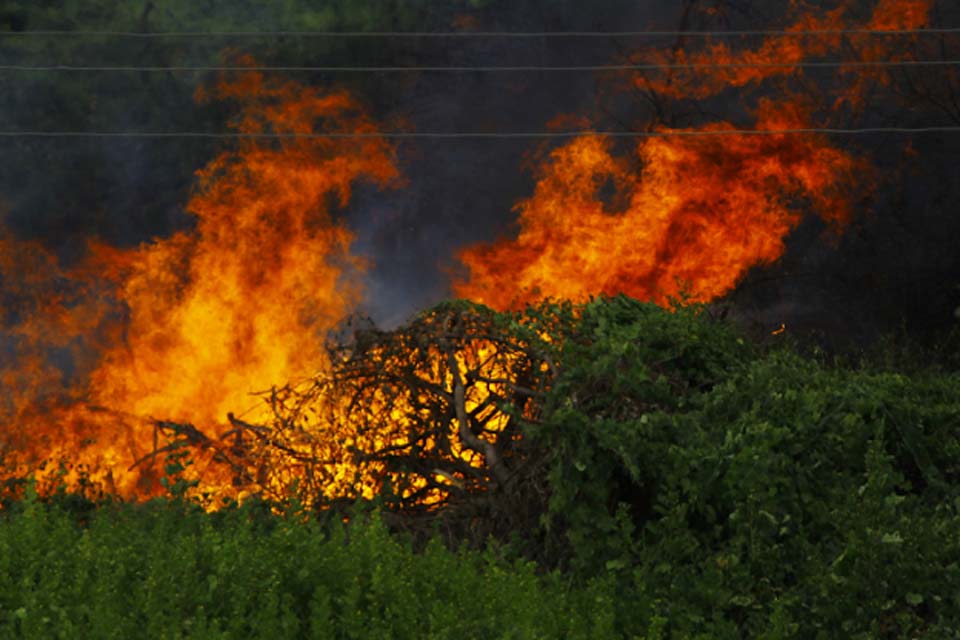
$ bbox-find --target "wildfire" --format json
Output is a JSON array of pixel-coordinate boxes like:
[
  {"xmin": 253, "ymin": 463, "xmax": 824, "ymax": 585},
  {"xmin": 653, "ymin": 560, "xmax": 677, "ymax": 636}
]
[
  {"xmin": 455, "ymin": 100, "xmax": 862, "ymax": 309},
  {"xmin": 0, "ymin": 0, "xmax": 940, "ymax": 507},
  {"xmin": 454, "ymin": 0, "xmax": 930, "ymax": 310},
  {"xmin": 251, "ymin": 304, "xmax": 551, "ymax": 511},
  {"xmin": 1, "ymin": 69, "xmax": 399, "ymax": 501},
  {"xmin": 91, "ymin": 71, "xmax": 398, "ymax": 431}
]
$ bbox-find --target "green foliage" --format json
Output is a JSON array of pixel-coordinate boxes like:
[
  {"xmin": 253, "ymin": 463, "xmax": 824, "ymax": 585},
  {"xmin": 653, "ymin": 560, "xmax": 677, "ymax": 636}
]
[
  {"xmin": 529, "ymin": 295, "xmax": 960, "ymax": 638},
  {"xmin": 531, "ymin": 296, "xmax": 752, "ymax": 575},
  {"xmin": 0, "ymin": 497, "xmax": 626, "ymax": 639}
]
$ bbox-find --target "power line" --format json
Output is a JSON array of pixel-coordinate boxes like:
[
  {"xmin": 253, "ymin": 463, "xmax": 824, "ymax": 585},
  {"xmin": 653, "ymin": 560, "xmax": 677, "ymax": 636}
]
[
  {"xmin": 3, "ymin": 59, "xmax": 959, "ymax": 73},
  {"xmin": 1, "ymin": 28, "xmax": 959, "ymax": 38},
  {"xmin": 0, "ymin": 127, "xmax": 958, "ymax": 140}
]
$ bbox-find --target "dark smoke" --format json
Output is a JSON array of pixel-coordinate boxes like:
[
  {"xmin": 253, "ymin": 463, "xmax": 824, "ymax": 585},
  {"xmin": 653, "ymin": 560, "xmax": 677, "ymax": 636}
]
[{"xmin": 1, "ymin": 0, "xmax": 958, "ymax": 353}]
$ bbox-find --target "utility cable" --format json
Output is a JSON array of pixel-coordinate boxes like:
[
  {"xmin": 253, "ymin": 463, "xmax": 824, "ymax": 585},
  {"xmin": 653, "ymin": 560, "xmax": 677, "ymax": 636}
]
[
  {"xmin": 1, "ymin": 28, "xmax": 959, "ymax": 38},
  {"xmin": 1, "ymin": 127, "xmax": 958, "ymax": 140},
  {"xmin": 2, "ymin": 59, "xmax": 959, "ymax": 72}
]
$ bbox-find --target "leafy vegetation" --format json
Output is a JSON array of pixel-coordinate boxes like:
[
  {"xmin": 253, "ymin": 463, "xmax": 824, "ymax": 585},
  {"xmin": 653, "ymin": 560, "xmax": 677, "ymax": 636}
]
[
  {"xmin": 533, "ymin": 297, "xmax": 960, "ymax": 638},
  {"xmin": 0, "ymin": 492, "xmax": 618, "ymax": 639},
  {"xmin": 3, "ymin": 295, "xmax": 959, "ymax": 638}
]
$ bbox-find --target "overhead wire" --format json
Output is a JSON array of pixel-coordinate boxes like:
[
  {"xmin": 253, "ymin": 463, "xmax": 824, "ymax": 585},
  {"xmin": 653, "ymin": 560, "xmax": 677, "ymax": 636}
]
[
  {"xmin": 1, "ymin": 28, "xmax": 959, "ymax": 38},
  {"xmin": 1, "ymin": 127, "xmax": 959, "ymax": 140},
  {"xmin": 2, "ymin": 26, "xmax": 957, "ymax": 140},
  {"xmin": 2, "ymin": 59, "xmax": 959, "ymax": 72}
]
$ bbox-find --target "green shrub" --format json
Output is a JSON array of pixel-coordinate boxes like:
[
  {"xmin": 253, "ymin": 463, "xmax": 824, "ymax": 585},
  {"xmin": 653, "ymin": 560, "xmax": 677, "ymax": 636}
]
[
  {"xmin": 0, "ymin": 496, "xmax": 627, "ymax": 639},
  {"xmin": 530, "ymin": 296, "xmax": 960, "ymax": 638}
]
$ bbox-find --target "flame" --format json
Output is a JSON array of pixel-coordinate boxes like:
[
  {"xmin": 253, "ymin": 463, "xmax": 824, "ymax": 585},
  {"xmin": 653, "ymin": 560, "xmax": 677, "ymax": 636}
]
[
  {"xmin": 636, "ymin": 0, "xmax": 931, "ymax": 102},
  {"xmin": 249, "ymin": 308, "xmax": 542, "ymax": 511},
  {"xmin": 0, "ymin": 0, "xmax": 940, "ymax": 507},
  {"xmin": 640, "ymin": 9, "xmax": 847, "ymax": 101},
  {"xmin": 1, "ymin": 69, "xmax": 398, "ymax": 500},
  {"xmin": 866, "ymin": 0, "xmax": 930, "ymax": 30},
  {"xmin": 2, "ymin": 68, "xmax": 521, "ymax": 510},
  {"xmin": 454, "ymin": 0, "xmax": 928, "ymax": 310},
  {"xmin": 838, "ymin": 0, "xmax": 933, "ymax": 111},
  {"xmin": 455, "ymin": 100, "xmax": 862, "ymax": 309},
  {"xmin": 92, "ymin": 71, "xmax": 397, "ymax": 429},
  {"xmin": 0, "ymin": 234, "xmax": 121, "ymax": 482}
]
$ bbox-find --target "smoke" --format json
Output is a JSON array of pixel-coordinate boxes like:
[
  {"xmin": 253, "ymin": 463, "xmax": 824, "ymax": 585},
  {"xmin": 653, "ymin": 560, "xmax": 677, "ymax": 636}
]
[{"xmin": 2, "ymin": 0, "xmax": 959, "ymax": 337}]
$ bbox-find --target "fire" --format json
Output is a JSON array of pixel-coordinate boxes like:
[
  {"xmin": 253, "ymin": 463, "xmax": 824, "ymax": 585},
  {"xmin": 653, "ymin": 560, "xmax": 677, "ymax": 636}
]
[
  {"xmin": 867, "ymin": 0, "xmax": 930, "ymax": 30},
  {"xmin": 637, "ymin": 0, "xmax": 931, "ymax": 103},
  {"xmin": 251, "ymin": 304, "xmax": 550, "ymax": 511},
  {"xmin": 92, "ymin": 71, "xmax": 397, "ymax": 430},
  {"xmin": 640, "ymin": 10, "xmax": 847, "ymax": 101},
  {"xmin": 0, "ymin": 234, "xmax": 121, "ymax": 481},
  {"xmin": 455, "ymin": 100, "xmax": 862, "ymax": 309},
  {"xmin": 1, "ymin": 69, "xmax": 398, "ymax": 500},
  {"xmin": 454, "ymin": 0, "xmax": 929, "ymax": 310},
  {"xmin": 1, "ymin": 68, "xmax": 521, "ymax": 510},
  {"xmin": 0, "ymin": 0, "xmax": 940, "ymax": 507},
  {"xmin": 840, "ymin": 0, "xmax": 933, "ymax": 111}
]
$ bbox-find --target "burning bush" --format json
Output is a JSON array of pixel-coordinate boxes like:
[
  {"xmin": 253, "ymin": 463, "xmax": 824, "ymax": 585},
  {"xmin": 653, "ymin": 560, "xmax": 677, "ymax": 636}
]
[{"xmin": 153, "ymin": 300, "xmax": 573, "ymax": 552}]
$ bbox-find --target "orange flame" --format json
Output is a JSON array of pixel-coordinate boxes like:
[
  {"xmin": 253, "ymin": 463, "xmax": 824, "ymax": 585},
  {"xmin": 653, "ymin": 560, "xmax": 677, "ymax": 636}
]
[
  {"xmin": 637, "ymin": 0, "xmax": 931, "ymax": 102},
  {"xmin": 455, "ymin": 100, "xmax": 862, "ymax": 309},
  {"xmin": 92, "ymin": 71, "xmax": 397, "ymax": 429},
  {"xmin": 453, "ymin": 0, "xmax": 929, "ymax": 310},
  {"xmin": 640, "ymin": 9, "xmax": 847, "ymax": 101},
  {"xmin": 839, "ymin": 0, "xmax": 933, "ymax": 111},
  {"xmin": 1, "ymin": 70, "xmax": 398, "ymax": 500},
  {"xmin": 867, "ymin": 0, "xmax": 930, "ymax": 30}
]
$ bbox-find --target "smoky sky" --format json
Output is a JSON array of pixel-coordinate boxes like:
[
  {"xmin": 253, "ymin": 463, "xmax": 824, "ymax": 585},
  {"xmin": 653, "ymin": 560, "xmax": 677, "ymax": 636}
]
[{"xmin": 1, "ymin": 0, "xmax": 959, "ymax": 347}]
